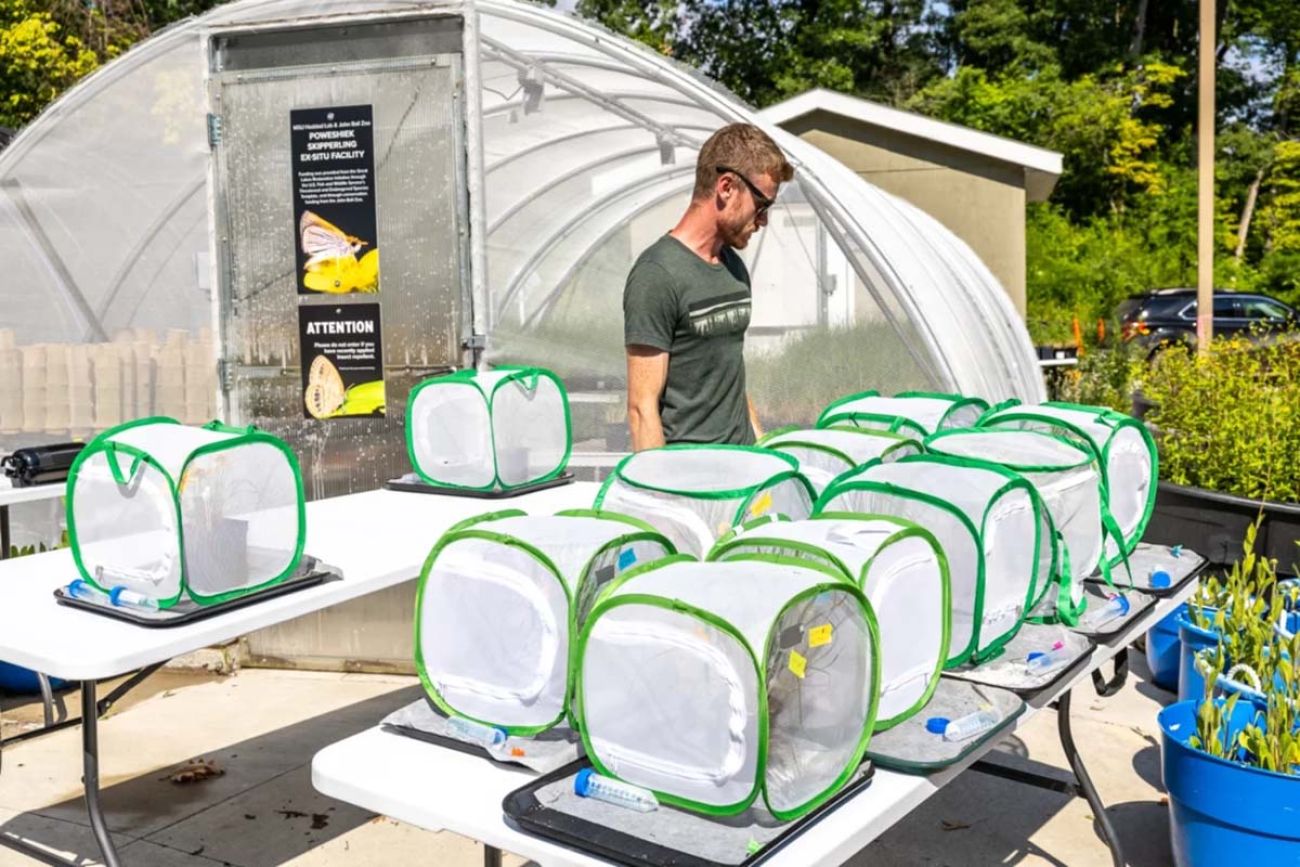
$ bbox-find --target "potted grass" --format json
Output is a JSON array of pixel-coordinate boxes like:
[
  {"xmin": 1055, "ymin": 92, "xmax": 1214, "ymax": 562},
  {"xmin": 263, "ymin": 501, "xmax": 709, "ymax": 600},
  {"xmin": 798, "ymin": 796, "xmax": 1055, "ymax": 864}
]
[
  {"xmin": 1137, "ymin": 337, "xmax": 1300, "ymax": 570},
  {"xmin": 1159, "ymin": 629, "xmax": 1300, "ymax": 866}
]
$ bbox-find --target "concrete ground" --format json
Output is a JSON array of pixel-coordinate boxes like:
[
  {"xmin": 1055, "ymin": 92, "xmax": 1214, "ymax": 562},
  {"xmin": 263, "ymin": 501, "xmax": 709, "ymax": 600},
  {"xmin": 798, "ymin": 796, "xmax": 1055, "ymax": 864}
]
[{"xmin": 0, "ymin": 652, "xmax": 1176, "ymax": 867}]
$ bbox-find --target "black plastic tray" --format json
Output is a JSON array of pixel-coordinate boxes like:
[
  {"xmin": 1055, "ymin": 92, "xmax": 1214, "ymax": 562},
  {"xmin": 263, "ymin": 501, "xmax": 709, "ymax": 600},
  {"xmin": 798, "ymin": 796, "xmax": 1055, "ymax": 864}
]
[
  {"xmin": 384, "ymin": 472, "xmax": 574, "ymax": 499},
  {"xmin": 503, "ymin": 761, "xmax": 876, "ymax": 867},
  {"xmin": 53, "ymin": 569, "xmax": 337, "ymax": 627}
]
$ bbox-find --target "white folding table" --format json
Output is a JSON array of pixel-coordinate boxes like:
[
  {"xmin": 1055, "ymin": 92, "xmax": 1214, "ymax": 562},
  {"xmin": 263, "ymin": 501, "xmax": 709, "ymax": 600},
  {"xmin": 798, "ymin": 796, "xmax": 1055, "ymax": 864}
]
[
  {"xmin": 0, "ymin": 481, "xmax": 597, "ymax": 867},
  {"xmin": 312, "ymin": 577, "xmax": 1200, "ymax": 867}
]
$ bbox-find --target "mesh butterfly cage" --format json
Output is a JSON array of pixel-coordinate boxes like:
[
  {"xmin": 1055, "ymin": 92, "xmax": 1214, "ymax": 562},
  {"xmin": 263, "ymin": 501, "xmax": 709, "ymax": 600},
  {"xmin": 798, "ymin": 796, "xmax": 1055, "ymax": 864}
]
[
  {"xmin": 924, "ymin": 428, "xmax": 1110, "ymax": 619},
  {"xmin": 67, "ymin": 418, "xmax": 306, "ymax": 608},
  {"xmin": 709, "ymin": 515, "xmax": 949, "ymax": 730},
  {"xmin": 817, "ymin": 454, "xmax": 1052, "ymax": 663},
  {"xmin": 817, "ymin": 390, "xmax": 990, "ymax": 439},
  {"xmin": 593, "ymin": 445, "xmax": 816, "ymax": 557},
  {"xmin": 978, "ymin": 401, "xmax": 1157, "ymax": 566},
  {"xmin": 414, "ymin": 509, "xmax": 675, "ymax": 735},
  {"xmin": 405, "ymin": 366, "xmax": 571, "ymax": 493},
  {"xmin": 576, "ymin": 557, "xmax": 879, "ymax": 819},
  {"xmin": 757, "ymin": 427, "xmax": 923, "ymax": 496}
]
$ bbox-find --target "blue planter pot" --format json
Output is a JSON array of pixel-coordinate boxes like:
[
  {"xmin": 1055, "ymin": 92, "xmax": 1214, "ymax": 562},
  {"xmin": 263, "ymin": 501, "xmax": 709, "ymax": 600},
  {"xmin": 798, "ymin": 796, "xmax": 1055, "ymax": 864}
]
[
  {"xmin": 1159, "ymin": 700, "xmax": 1300, "ymax": 867},
  {"xmin": 1178, "ymin": 614, "xmax": 1221, "ymax": 702},
  {"xmin": 0, "ymin": 662, "xmax": 65, "ymax": 694},
  {"xmin": 1146, "ymin": 604, "xmax": 1184, "ymax": 690}
]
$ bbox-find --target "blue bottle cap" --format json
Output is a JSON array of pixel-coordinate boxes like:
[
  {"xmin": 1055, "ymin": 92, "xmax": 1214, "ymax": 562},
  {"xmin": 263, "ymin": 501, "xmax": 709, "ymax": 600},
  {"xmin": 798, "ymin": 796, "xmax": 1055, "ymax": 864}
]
[
  {"xmin": 925, "ymin": 716, "xmax": 949, "ymax": 734},
  {"xmin": 109, "ymin": 586, "xmax": 126, "ymax": 607},
  {"xmin": 1150, "ymin": 570, "xmax": 1171, "ymax": 589},
  {"xmin": 1116, "ymin": 595, "xmax": 1132, "ymax": 614},
  {"xmin": 1027, "ymin": 651, "xmax": 1045, "ymax": 662},
  {"xmin": 574, "ymin": 767, "xmax": 594, "ymax": 797}
]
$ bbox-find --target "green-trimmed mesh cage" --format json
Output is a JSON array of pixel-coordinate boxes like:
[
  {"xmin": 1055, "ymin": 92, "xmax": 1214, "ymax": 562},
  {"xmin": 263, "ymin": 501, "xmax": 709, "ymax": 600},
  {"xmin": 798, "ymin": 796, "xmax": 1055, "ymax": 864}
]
[
  {"xmin": 757, "ymin": 427, "xmax": 923, "ymax": 496},
  {"xmin": 978, "ymin": 401, "xmax": 1157, "ymax": 567},
  {"xmin": 924, "ymin": 428, "xmax": 1107, "ymax": 619},
  {"xmin": 576, "ymin": 557, "xmax": 879, "ymax": 820},
  {"xmin": 709, "ymin": 515, "xmax": 948, "ymax": 731},
  {"xmin": 817, "ymin": 454, "xmax": 1050, "ymax": 664},
  {"xmin": 405, "ymin": 366, "xmax": 571, "ymax": 492},
  {"xmin": 817, "ymin": 390, "xmax": 990, "ymax": 439},
  {"xmin": 67, "ymin": 417, "xmax": 306, "ymax": 608},
  {"xmin": 592, "ymin": 446, "xmax": 815, "ymax": 557},
  {"xmin": 414, "ymin": 509, "xmax": 674, "ymax": 735}
]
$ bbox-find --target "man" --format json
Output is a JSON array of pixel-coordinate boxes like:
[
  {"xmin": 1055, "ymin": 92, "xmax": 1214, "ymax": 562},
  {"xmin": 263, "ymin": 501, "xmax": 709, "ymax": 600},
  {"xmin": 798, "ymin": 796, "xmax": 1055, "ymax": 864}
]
[{"xmin": 623, "ymin": 123, "xmax": 794, "ymax": 451}]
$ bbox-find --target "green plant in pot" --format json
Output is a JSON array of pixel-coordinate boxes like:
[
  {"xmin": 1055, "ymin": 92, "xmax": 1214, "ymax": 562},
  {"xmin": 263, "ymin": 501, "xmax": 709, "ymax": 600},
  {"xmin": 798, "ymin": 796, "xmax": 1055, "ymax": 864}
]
[{"xmin": 1159, "ymin": 593, "xmax": 1300, "ymax": 866}]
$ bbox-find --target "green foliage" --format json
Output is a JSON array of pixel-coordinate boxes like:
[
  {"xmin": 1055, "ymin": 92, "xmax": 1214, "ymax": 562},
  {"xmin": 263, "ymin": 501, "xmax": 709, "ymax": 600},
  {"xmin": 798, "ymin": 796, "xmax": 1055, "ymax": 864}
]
[
  {"xmin": 7, "ymin": 528, "xmax": 67, "ymax": 559},
  {"xmin": 1141, "ymin": 337, "xmax": 1300, "ymax": 502},
  {"xmin": 1056, "ymin": 340, "xmax": 1144, "ymax": 414},
  {"xmin": 0, "ymin": 0, "xmax": 96, "ymax": 127}
]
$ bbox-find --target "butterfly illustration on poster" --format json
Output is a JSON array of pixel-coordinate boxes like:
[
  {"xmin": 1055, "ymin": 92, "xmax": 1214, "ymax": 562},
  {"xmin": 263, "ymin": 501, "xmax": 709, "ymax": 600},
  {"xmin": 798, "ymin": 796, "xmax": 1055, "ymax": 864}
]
[{"xmin": 299, "ymin": 304, "xmax": 386, "ymax": 420}]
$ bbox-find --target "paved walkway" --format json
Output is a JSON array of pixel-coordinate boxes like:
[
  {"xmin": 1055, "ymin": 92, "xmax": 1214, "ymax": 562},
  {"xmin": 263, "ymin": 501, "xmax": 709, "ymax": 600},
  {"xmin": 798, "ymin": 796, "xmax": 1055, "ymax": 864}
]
[{"xmin": 0, "ymin": 653, "xmax": 1176, "ymax": 866}]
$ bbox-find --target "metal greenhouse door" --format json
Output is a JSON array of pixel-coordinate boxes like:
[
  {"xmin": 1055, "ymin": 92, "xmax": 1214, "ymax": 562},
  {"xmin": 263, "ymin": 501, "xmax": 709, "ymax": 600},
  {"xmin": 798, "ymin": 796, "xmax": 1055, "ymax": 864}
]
[{"xmin": 207, "ymin": 14, "xmax": 469, "ymax": 499}]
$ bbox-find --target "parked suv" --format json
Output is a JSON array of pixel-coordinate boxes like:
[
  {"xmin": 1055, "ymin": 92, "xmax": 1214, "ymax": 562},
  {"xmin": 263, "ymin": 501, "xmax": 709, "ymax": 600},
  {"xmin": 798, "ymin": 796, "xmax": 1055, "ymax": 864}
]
[{"xmin": 1117, "ymin": 289, "xmax": 1298, "ymax": 356}]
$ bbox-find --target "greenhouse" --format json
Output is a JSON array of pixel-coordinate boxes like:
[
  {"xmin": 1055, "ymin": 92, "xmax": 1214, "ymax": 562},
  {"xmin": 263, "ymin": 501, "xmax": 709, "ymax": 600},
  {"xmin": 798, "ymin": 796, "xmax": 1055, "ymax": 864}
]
[{"xmin": 0, "ymin": 0, "xmax": 1043, "ymax": 501}]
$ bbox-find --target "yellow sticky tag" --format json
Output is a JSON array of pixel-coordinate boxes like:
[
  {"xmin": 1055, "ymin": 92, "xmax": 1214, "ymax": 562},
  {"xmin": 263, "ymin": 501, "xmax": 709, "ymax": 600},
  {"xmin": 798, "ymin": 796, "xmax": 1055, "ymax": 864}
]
[
  {"xmin": 809, "ymin": 624, "xmax": 833, "ymax": 647},
  {"xmin": 751, "ymin": 491, "xmax": 773, "ymax": 517},
  {"xmin": 788, "ymin": 650, "xmax": 807, "ymax": 679}
]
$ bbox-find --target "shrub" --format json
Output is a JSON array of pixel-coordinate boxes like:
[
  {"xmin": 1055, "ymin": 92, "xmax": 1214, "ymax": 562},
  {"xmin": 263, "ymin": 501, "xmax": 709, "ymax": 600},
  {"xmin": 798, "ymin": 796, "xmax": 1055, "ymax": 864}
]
[{"xmin": 1141, "ymin": 337, "xmax": 1300, "ymax": 503}]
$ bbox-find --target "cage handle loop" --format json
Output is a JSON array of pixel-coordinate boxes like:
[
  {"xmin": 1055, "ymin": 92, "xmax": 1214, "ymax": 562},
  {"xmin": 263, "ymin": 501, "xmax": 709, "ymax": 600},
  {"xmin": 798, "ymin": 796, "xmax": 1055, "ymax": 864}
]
[{"xmin": 104, "ymin": 443, "xmax": 143, "ymax": 487}]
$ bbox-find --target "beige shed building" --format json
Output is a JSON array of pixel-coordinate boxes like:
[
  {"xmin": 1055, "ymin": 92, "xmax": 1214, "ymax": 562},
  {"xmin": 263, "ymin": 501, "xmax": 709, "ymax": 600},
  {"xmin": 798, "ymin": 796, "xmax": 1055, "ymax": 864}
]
[{"xmin": 761, "ymin": 88, "xmax": 1063, "ymax": 316}]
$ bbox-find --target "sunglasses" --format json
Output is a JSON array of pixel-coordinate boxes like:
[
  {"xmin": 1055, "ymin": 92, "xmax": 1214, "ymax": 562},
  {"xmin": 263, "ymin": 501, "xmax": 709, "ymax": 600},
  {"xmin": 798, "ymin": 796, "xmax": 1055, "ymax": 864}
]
[{"xmin": 716, "ymin": 165, "xmax": 775, "ymax": 215}]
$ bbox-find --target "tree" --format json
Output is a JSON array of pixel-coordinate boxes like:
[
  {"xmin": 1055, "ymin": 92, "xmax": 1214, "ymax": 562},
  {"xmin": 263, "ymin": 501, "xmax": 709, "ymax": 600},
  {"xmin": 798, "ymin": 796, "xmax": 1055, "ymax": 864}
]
[{"xmin": 0, "ymin": 0, "xmax": 97, "ymax": 128}]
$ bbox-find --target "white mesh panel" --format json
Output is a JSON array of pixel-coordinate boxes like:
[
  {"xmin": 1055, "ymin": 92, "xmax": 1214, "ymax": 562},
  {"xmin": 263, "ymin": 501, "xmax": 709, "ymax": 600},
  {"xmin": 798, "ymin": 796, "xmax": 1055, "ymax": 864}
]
[
  {"xmin": 764, "ymin": 587, "xmax": 872, "ymax": 814},
  {"xmin": 822, "ymin": 395, "xmax": 953, "ymax": 435},
  {"xmin": 617, "ymin": 448, "xmax": 796, "ymax": 495},
  {"xmin": 769, "ymin": 444, "xmax": 851, "ymax": 496},
  {"xmin": 71, "ymin": 450, "xmax": 182, "ymax": 601},
  {"xmin": 582, "ymin": 602, "xmax": 762, "ymax": 808},
  {"xmin": 979, "ymin": 490, "xmax": 1039, "ymax": 639},
  {"xmin": 409, "ymin": 381, "xmax": 495, "ymax": 488},
  {"xmin": 110, "ymin": 422, "xmax": 229, "ymax": 478},
  {"xmin": 819, "ymin": 486, "xmax": 978, "ymax": 663},
  {"xmin": 179, "ymin": 442, "xmax": 301, "ymax": 598},
  {"xmin": 421, "ymin": 537, "xmax": 569, "ymax": 729},
  {"xmin": 743, "ymin": 478, "xmax": 814, "ymax": 525},
  {"xmin": 942, "ymin": 402, "xmax": 985, "ymax": 429},
  {"xmin": 490, "ymin": 375, "xmax": 568, "ymax": 487},
  {"xmin": 596, "ymin": 477, "xmax": 740, "ymax": 557},
  {"xmin": 1103, "ymin": 425, "xmax": 1154, "ymax": 555},
  {"xmin": 858, "ymin": 534, "xmax": 945, "ymax": 722}
]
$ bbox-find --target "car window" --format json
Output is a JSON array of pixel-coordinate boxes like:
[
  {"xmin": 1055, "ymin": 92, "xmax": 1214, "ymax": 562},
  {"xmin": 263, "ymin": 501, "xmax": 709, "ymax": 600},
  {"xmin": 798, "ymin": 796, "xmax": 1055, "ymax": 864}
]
[
  {"xmin": 1144, "ymin": 296, "xmax": 1194, "ymax": 318},
  {"xmin": 1176, "ymin": 301, "xmax": 1196, "ymax": 320},
  {"xmin": 1213, "ymin": 297, "xmax": 1240, "ymax": 317},
  {"xmin": 1240, "ymin": 298, "xmax": 1291, "ymax": 320}
]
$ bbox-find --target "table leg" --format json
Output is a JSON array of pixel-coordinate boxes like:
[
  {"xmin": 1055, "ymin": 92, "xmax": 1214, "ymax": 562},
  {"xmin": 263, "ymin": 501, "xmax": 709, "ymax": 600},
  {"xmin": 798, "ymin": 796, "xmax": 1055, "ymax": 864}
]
[
  {"xmin": 1056, "ymin": 690, "xmax": 1125, "ymax": 867},
  {"xmin": 1, "ymin": 504, "xmax": 10, "ymax": 559},
  {"xmin": 81, "ymin": 680, "xmax": 123, "ymax": 867},
  {"xmin": 483, "ymin": 844, "xmax": 503, "ymax": 867}
]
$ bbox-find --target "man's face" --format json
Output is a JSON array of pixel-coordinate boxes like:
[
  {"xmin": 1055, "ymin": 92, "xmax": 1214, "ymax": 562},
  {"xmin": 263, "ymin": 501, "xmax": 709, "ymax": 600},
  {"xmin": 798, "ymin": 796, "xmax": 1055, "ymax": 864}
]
[{"xmin": 716, "ymin": 167, "xmax": 779, "ymax": 250}]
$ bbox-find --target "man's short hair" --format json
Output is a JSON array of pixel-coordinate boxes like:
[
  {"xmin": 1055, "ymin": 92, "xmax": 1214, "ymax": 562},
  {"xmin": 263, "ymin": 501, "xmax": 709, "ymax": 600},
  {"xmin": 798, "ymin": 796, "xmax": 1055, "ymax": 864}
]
[{"xmin": 693, "ymin": 123, "xmax": 794, "ymax": 201}]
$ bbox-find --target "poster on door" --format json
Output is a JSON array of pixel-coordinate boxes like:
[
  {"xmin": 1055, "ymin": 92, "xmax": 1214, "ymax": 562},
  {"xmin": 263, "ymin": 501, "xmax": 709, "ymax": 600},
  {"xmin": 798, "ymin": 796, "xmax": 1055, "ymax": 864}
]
[
  {"xmin": 290, "ymin": 105, "xmax": 380, "ymax": 295},
  {"xmin": 299, "ymin": 303, "xmax": 386, "ymax": 419}
]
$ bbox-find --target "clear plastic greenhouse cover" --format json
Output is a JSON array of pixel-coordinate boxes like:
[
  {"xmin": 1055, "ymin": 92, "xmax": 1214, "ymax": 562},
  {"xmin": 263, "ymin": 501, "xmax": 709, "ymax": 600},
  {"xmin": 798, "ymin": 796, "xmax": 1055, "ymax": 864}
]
[{"xmin": 0, "ymin": 0, "xmax": 1044, "ymax": 471}]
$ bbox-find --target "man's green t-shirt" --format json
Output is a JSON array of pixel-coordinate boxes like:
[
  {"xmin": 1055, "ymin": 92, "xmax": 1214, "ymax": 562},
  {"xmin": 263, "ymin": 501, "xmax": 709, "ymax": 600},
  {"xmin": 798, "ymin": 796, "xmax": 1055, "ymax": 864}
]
[{"xmin": 623, "ymin": 235, "xmax": 754, "ymax": 445}]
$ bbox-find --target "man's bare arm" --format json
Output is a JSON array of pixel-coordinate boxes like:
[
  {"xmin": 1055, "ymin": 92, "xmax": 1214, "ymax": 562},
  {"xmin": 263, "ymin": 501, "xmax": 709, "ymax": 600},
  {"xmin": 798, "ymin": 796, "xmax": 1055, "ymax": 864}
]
[{"xmin": 627, "ymin": 346, "xmax": 669, "ymax": 451}]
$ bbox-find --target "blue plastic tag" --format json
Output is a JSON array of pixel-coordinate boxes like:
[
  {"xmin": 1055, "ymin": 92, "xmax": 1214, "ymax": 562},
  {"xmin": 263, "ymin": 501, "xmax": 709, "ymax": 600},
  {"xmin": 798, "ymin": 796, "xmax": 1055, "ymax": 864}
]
[{"xmin": 618, "ymin": 549, "xmax": 637, "ymax": 570}]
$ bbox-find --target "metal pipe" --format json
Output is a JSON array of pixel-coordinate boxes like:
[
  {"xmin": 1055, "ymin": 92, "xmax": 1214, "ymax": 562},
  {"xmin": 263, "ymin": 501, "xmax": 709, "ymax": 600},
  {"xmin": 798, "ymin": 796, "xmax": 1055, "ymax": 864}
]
[{"xmin": 1197, "ymin": 0, "xmax": 1216, "ymax": 355}]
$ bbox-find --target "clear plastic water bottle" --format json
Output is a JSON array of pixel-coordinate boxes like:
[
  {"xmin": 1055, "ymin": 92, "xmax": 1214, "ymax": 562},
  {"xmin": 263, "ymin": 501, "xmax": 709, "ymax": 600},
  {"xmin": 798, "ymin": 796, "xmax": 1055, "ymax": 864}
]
[
  {"xmin": 573, "ymin": 768, "xmax": 658, "ymax": 812},
  {"xmin": 1080, "ymin": 594, "xmax": 1130, "ymax": 629},
  {"xmin": 446, "ymin": 716, "xmax": 507, "ymax": 749},
  {"xmin": 1025, "ymin": 641, "xmax": 1072, "ymax": 675},
  {"xmin": 926, "ymin": 708, "xmax": 1001, "ymax": 742}
]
